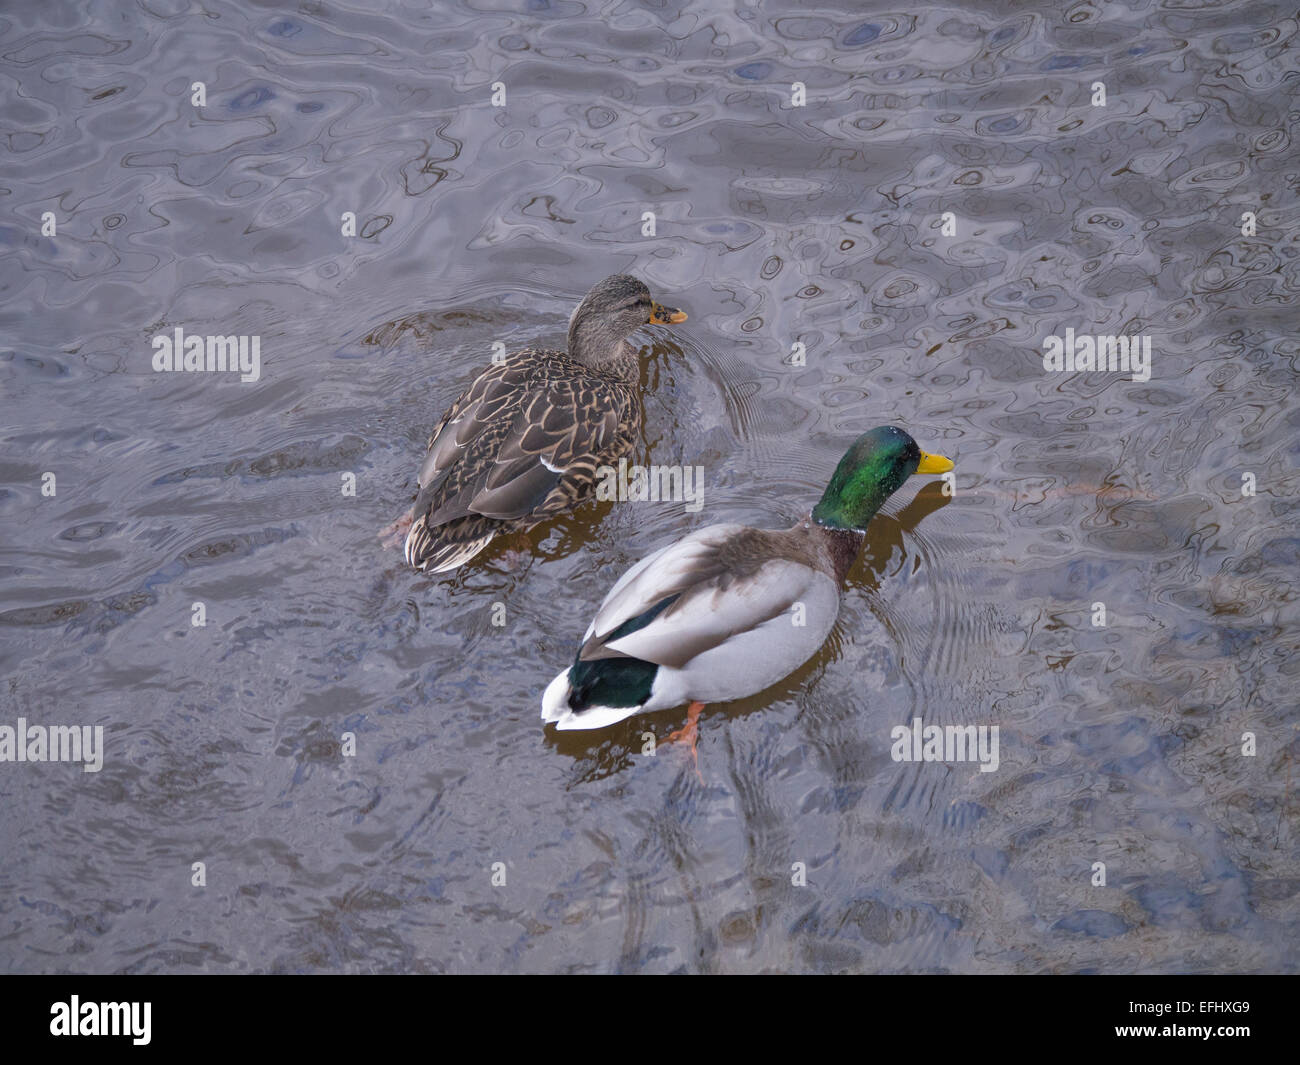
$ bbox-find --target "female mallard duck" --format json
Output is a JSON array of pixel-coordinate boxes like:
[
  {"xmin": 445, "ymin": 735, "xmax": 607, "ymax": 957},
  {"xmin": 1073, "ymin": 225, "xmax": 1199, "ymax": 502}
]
[
  {"xmin": 403, "ymin": 275, "xmax": 687, "ymax": 573},
  {"xmin": 541, "ymin": 426, "xmax": 954, "ymax": 754}
]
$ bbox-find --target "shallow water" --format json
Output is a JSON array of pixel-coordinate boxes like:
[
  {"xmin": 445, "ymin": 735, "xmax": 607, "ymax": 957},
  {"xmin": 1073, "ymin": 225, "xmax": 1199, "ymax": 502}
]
[{"xmin": 1, "ymin": 0, "xmax": 1297, "ymax": 973}]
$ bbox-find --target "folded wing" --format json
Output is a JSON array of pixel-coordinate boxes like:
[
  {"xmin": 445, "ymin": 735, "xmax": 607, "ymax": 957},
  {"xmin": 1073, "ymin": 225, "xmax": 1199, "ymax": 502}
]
[
  {"xmin": 578, "ymin": 526, "xmax": 827, "ymax": 670},
  {"xmin": 414, "ymin": 359, "xmax": 629, "ymax": 531}
]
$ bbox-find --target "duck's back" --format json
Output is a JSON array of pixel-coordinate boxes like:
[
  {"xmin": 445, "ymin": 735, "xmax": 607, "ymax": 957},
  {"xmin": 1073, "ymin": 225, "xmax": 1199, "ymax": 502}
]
[
  {"xmin": 575, "ymin": 523, "xmax": 843, "ymax": 709},
  {"xmin": 404, "ymin": 348, "xmax": 639, "ymax": 572}
]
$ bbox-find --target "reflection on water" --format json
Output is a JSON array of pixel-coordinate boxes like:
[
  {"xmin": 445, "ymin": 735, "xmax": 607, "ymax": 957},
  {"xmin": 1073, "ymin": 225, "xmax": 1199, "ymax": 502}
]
[{"xmin": 1, "ymin": 0, "xmax": 1296, "ymax": 973}]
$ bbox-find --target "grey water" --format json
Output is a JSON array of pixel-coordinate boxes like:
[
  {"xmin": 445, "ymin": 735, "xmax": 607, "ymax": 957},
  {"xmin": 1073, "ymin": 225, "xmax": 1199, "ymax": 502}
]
[{"xmin": 0, "ymin": 0, "xmax": 1297, "ymax": 973}]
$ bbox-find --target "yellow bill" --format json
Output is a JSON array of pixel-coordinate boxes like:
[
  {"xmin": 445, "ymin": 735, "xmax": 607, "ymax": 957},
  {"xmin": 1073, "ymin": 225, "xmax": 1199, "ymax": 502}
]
[{"xmin": 916, "ymin": 450, "xmax": 954, "ymax": 474}]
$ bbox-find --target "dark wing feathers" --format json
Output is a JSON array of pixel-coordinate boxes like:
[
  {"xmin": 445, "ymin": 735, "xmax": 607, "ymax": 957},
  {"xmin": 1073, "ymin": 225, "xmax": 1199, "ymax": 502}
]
[
  {"xmin": 416, "ymin": 361, "xmax": 513, "ymax": 490},
  {"xmin": 412, "ymin": 351, "xmax": 637, "ymax": 536}
]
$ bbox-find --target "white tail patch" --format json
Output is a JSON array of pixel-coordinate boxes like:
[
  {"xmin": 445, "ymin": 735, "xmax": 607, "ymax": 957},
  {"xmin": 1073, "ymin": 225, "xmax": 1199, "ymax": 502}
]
[
  {"xmin": 404, "ymin": 516, "xmax": 495, "ymax": 573},
  {"xmin": 554, "ymin": 703, "xmax": 642, "ymax": 730},
  {"xmin": 540, "ymin": 669, "xmax": 643, "ymax": 730},
  {"xmin": 541, "ymin": 670, "xmax": 572, "ymax": 722}
]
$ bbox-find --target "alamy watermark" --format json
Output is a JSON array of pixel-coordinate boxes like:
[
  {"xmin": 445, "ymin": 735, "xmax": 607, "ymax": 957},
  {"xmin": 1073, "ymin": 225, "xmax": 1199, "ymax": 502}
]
[
  {"xmin": 0, "ymin": 718, "xmax": 104, "ymax": 772},
  {"xmin": 890, "ymin": 717, "xmax": 999, "ymax": 773},
  {"xmin": 1042, "ymin": 328, "xmax": 1151, "ymax": 382},
  {"xmin": 50, "ymin": 997, "xmax": 150, "ymax": 1045},
  {"xmin": 595, "ymin": 458, "xmax": 704, "ymax": 512},
  {"xmin": 151, "ymin": 327, "xmax": 261, "ymax": 383}
]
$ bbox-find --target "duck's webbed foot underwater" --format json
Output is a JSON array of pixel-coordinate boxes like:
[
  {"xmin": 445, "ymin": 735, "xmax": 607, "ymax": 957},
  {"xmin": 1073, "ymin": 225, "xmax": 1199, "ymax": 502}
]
[
  {"xmin": 377, "ymin": 512, "xmax": 414, "ymax": 550},
  {"xmin": 495, "ymin": 546, "xmax": 532, "ymax": 573},
  {"xmin": 661, "ymin": 701, "xmax": 706, "ymax": 784}
]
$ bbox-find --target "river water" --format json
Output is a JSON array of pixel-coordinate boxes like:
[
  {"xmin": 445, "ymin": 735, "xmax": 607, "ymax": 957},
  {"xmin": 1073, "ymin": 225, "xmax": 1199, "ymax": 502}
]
[{"xmin": 1, "ymin": 0, "xmax": 1296, "ymax": 973}]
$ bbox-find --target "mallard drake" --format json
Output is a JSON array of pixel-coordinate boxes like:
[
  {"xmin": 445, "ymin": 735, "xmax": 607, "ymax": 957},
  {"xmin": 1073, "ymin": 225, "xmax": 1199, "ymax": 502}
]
[
  {"xmin": 403, "ymin": 275, "xmax": 687, "ymax": 573},
  {"xmin": 541, "ymin": 426, "xmax": 954, "ymax": 754}
]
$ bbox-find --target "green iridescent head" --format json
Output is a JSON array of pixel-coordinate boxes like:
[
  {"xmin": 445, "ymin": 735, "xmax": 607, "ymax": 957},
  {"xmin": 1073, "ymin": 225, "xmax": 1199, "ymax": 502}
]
[{"xmin": 811, "ymin": 426, "xmax": 954, "ymax": 532}]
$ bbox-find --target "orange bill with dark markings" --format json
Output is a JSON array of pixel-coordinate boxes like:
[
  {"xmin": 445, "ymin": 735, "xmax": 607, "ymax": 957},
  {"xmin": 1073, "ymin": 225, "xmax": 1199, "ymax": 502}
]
[{"xmin": 650, "ymin": 301, "xmax": 687, "ymax": 324}]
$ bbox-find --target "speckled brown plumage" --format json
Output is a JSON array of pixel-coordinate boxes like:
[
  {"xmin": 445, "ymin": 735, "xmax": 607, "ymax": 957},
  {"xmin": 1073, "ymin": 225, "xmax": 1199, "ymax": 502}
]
[
  {"xmin": 402, "ymin": 275, "xmax": 686, "ymax": 573},
  {"xmin": 404, "ymin": 350, "xmax": 639, "ymax": 571}
]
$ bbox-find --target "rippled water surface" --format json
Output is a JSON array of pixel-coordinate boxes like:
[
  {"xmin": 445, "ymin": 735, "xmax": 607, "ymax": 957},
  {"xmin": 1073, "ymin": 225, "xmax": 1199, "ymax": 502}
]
[{"xmin": 2, "ymin": 0, "xmax": 1298, "ymax": 973}]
